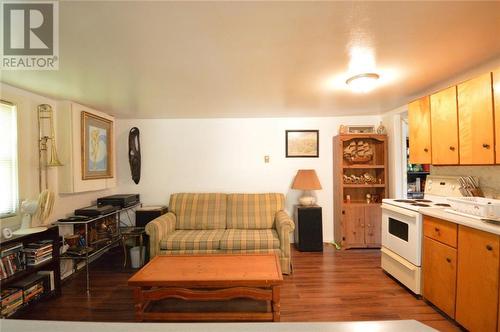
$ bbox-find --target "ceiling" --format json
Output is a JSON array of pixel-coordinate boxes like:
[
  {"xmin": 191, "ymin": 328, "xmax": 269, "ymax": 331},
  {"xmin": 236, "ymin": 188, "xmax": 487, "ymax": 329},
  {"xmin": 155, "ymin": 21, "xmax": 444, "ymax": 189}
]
[{"xmin": 1, "ymin": 1, "xmax": 500, "ymax": 118}]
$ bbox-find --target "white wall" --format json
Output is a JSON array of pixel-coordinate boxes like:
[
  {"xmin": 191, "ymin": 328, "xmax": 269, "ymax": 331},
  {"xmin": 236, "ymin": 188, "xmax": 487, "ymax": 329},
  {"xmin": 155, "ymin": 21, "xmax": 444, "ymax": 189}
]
[
  {"xmin": 115, "ymin": 116, "xmax": 382, "ymax": 243},
  {"xmin": 0, "ymin": 83, "xmax": 115, "ymax": 236}
]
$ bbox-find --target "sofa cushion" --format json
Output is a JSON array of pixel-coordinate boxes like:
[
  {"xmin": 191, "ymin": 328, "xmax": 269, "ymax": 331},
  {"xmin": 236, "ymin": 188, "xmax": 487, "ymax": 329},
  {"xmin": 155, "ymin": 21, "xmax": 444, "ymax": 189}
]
[
  {"xmin": 161, "ymin": 229, "xmax": 225, "ymax": 250},
  {"xmin": 219, "ymin": 229, "xmax": 280, "ymax": 250},
  {"xmin": 226, "ymin": 193, "xmax": 285, "ymax": 229},
  {"xmin": 169, "ymin": 193, "xmax": 227, "ymax": 230}
]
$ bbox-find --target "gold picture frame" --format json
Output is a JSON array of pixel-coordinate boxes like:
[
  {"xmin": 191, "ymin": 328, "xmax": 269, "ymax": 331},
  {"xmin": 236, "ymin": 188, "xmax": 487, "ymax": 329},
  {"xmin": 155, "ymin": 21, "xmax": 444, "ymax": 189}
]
[{"xmin": 81, "ymin": 111, "xmax": 113, "ymax": 180}]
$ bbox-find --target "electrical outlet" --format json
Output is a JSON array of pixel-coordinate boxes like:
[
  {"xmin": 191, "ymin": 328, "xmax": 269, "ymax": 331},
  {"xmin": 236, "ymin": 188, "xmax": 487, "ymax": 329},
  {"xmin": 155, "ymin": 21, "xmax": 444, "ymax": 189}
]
[{"xmin": 264, "ymin": 155, "xmax": 270, "ymax": 163}]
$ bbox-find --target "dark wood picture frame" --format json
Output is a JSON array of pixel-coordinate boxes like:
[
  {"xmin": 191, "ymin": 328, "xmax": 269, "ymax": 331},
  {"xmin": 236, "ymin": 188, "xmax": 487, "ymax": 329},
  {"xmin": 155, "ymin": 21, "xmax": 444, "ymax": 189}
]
[{"xmin": 285, "ymin": 130, "xmax": 319, "ymax": 158}]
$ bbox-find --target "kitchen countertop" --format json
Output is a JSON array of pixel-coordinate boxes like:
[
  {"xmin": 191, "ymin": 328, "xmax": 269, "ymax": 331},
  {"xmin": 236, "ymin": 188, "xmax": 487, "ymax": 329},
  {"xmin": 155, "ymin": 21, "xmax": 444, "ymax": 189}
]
[{"xmin": 420, "ymin": 208, "xmax": 500, "ymax": 235}]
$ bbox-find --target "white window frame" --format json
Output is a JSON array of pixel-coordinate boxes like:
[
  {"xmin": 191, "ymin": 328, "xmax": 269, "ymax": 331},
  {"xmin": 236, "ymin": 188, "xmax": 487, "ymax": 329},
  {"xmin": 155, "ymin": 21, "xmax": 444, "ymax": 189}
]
[{"xmin": 0, "ymin": 100, "xmax": 19, "ymax": 220}]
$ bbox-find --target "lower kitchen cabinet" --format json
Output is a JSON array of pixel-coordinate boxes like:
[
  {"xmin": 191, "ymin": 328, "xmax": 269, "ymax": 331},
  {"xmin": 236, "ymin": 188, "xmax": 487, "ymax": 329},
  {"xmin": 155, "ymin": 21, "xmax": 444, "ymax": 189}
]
[
  {"xmin": 423, "ymin": 237, "xmax": 457, "ymax": 318},
  {"xmin": 422, "ymin": 218, "xmax": 500, "ymax": 331},
  {"xmin": 456, "ymin": 225, "xmax": 500, "ymax": 332}
]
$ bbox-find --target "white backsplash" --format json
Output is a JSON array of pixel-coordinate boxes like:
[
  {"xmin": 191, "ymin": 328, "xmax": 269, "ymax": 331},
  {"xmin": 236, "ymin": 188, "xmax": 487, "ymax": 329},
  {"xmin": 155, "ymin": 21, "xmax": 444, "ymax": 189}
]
[{"xmin": 431, "ymin": 166, "xmax": 500, "ymax": 199}]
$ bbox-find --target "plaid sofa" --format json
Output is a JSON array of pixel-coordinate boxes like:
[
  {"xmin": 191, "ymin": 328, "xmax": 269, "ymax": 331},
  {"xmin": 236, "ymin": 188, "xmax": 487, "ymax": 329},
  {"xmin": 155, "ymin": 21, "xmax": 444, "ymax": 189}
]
[{"xmin": 145, "ymin": 193, "xmax": 295, "ymax": 274}]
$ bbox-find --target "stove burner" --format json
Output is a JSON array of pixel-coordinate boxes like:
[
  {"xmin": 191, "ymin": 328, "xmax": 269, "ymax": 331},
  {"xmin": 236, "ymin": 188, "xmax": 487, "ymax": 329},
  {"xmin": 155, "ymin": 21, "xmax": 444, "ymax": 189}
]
[
  {"xmin": 411, "ymin": 203, "xmax": 431, "ymax": 207},
  {"xmin": 434, "ymin": 203, "xmax": 451, "ymax": 207},
  {"xmin": 394, "ymin": 199, "xmax": 415, "ymax": 203},
  {"xmin": 415, "ymin": 199, "xmax": 433, "ymax": 203}
]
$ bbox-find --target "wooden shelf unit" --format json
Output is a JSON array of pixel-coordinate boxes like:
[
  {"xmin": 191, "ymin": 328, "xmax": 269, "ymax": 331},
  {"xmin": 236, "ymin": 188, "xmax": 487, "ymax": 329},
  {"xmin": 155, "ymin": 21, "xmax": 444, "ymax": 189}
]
[{"xmin": 333, "ymin": 134, "xmax": 388, "ymax": 249}]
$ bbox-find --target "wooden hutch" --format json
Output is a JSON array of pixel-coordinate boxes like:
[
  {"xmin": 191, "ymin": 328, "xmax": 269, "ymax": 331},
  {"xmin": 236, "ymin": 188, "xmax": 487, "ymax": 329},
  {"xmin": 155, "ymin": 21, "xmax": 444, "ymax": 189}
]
[{"xmin": 333, "ymin": 134, "xmax": 388, "ymax": 249}]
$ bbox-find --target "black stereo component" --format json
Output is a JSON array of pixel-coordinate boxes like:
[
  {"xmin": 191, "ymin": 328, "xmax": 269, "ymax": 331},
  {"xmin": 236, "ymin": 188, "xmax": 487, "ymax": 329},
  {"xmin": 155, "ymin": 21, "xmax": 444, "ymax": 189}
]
[
  {"xmin": 74, "ymin": 205, "xmax": 119, "ymax": 217},
  {"xmin": 135, "ymin": 206, "xmax": 168, "ymax": 228},
  {"xmin": 97, "ymin": 194, "xmax": 140, "ymax": 208}
]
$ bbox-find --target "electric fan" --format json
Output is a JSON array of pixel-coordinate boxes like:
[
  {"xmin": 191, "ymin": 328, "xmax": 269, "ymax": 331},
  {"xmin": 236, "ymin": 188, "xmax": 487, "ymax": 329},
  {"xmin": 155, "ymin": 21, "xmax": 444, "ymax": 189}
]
[{"xmin": 13, "ymin": 190, "xmax": 55, "ymax": 235}]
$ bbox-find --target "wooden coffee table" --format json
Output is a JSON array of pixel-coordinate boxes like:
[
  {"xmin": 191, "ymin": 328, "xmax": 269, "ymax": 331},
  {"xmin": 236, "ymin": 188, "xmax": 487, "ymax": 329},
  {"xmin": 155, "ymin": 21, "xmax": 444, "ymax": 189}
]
[{"xmin": 128, "ymin": 253, "xmax": 283, "ymax": 322}]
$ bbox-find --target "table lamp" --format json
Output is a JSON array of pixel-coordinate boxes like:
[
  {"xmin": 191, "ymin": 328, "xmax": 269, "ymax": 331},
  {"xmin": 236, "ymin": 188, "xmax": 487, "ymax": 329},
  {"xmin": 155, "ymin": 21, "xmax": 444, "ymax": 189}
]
[{"xmin": 292, "ymin": 169, "xmax": 322, "ymax": 206}]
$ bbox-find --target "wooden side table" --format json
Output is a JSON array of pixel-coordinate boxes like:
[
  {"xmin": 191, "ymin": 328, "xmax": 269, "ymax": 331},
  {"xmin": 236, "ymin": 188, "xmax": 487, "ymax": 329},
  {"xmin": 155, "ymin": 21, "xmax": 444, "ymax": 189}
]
[{"xmin": 294, "ymin": 205, "xmax": 323, "ymax": 252}]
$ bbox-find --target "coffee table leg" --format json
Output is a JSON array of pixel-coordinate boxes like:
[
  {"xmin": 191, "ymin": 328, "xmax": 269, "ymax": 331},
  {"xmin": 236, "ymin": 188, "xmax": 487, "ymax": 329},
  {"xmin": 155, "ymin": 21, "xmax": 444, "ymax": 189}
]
[
  {"xmin": 134, "ymin": 287, "xmax": 144, "ymax": 321},
  {"xmin": 272, "ymin": 286, "xmax": 281, "ymax": 322}
]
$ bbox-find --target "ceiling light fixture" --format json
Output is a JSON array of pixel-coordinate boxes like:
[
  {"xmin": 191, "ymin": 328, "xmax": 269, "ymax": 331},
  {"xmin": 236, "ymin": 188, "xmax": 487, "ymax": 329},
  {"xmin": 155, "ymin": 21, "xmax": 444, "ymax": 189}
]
[{"xmin": 346, "ymin": 73, "xmax": 380, "ymax": 93}]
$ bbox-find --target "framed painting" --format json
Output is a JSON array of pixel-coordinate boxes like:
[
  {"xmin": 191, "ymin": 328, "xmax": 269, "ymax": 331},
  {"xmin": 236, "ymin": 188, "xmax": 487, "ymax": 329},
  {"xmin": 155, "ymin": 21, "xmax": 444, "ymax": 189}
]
[
  {"xmin": 286, "ymin": 130, "xmax": 319, "ymax": 158},
  {"xmin": 81, "ymin": 111, "xmax": 113, "ymax": 179}
]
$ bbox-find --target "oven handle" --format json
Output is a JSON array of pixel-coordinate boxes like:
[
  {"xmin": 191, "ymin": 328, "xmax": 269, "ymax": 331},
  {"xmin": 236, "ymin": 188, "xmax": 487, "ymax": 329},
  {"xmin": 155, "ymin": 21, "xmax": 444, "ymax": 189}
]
[{"xmin": 381, "ymin": 203, "xmax": 419, "ymax": 218}]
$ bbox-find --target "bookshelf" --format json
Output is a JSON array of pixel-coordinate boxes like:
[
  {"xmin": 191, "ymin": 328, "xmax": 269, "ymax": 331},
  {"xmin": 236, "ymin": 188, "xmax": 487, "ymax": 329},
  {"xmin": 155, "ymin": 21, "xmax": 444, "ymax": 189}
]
[
  {"xmin": 0, "ymin": 226, "xmax": 61, "ymax": 317},
  {"xmin": 333, "ymin": 134, "xmax": 388, "ymax": 249}
]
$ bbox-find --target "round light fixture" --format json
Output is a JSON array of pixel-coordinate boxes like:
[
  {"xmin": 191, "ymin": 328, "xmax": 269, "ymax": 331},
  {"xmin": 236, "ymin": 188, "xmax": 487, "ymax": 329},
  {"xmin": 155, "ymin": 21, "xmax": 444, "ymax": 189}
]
[{"xmin": 346, "ymin": 73, "xmax": 380, "ymax": 93}]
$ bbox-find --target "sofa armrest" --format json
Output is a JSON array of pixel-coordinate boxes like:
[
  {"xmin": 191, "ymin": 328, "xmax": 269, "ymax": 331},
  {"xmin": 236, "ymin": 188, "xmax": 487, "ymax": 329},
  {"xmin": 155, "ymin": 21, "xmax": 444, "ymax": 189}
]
[
  {"xmin": 145, "ymin": 212, "xmax": 176, "ymax": 258},
  {"xmin": 275, "ymin": 210, "xmax": 295, "ymax": 255}
]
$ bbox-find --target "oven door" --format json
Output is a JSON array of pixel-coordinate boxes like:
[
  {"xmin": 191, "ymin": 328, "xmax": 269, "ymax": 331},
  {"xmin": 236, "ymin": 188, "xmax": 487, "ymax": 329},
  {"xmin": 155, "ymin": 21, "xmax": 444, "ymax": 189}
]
[{"xmin": 381, "ymin": 203, "xmax": 422, "ymax": 266}]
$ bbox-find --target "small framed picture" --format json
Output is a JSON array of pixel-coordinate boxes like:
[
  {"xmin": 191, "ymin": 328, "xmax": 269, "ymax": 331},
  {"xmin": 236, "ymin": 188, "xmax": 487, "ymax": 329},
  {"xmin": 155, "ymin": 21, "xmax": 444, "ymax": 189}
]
[
  {"xmin": 81, "ymin": 111, "xmax": 113, "ymax": 180},
  {"xmin": 286, "ymin": 130, "xmax": 319, "ymax": 158}
]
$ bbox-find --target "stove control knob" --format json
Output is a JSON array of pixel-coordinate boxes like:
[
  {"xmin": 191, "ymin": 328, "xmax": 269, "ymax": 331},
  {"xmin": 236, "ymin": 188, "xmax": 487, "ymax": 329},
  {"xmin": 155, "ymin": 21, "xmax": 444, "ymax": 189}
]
[{"xmin": 428, "ymin": 180, "xmax": 433, "ymax": 185}]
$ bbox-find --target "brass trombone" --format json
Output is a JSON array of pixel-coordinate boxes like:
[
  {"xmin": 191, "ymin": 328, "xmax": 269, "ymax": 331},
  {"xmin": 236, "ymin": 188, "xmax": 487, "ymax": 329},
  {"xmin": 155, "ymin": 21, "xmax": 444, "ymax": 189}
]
[{"xmin": 38, "ymin": 104, "xmax": 63, "ymax": 191}]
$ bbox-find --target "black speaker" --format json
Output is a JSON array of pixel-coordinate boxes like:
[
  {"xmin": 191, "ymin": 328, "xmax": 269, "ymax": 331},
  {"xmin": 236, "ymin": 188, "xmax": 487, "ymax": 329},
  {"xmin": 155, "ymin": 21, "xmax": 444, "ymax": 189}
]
[
  {"xmin": 135, "ymin": 206, "xmax": 168, "ymax": 228},
  {"xmin": 294, "ymin": 205, "xmax": 323, "ymax": 252}
]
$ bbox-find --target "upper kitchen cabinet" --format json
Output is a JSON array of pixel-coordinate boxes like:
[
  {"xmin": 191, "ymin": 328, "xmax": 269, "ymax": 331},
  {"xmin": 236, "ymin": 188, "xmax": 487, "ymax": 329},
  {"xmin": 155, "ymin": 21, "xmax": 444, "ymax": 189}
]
[
  {"xmin": 494, "ymin": 69, "xmax": 500, "ymax": 164},
  {"xmin": 430, "ymin": 86, "xmax": 459, "ymax": 165},
  {"xmin": 408, "ymin": 96, "xmax": 431, "ymax": 164},
  {"xmin": 57, "ymin": 101, "xmax": 116, "ymax": 193},
  {"xmin": 457, "ymin": 73, "xmax": 495, "ymax": 164}
]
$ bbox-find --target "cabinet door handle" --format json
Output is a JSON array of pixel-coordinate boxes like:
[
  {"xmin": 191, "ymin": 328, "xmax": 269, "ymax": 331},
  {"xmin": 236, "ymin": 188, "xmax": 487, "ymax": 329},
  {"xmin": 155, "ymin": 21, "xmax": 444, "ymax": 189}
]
[
  {"xmin": 424, "ymin": 148, "xmax": 429, "ymax": 152},
  {"xmin": 449, "ymin": 146, "xmax": 456, "ymax": 151},
  {"xmin": 434, "ymin": 227, "xmax": 440, "ymax": 233},
  {"xmin": 446, "ymin": 257, "xmax": 451, "ymax": 263},
  {"xmin": 483, "ymin": 144, "xmax": 491, "ymax": 149},
  {"xmin": 486, "ymin": 244, "xmax": 493, "ymax": 251},
  {"xmin": 342, "ymin": 210, "xmax": 345, "ymax": 215},
  {"xmin": 367, "ymin": 224, "xmax": 372, "ymax": 227}
]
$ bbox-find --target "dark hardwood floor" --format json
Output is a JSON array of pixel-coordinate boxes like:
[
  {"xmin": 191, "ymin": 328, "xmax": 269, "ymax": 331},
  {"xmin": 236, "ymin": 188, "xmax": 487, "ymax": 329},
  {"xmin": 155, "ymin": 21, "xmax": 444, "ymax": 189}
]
[{"xmin": 16, "ymin": 245, "xmax": 460, "ymax": 331}]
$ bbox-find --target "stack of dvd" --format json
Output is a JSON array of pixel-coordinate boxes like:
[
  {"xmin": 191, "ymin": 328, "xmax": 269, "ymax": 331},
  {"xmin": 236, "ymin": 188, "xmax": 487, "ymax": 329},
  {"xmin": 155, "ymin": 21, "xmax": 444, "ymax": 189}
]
[
  {"xmin": 0, "ymin": 243, "xmax": 24, "ymax": 279},
  {"xmin": 11, "ymin": 274, "xmax": 47, "ymax": 305},
  {"xmin": 0, "ymin": 288, "xmax": 23, "ymax": 317},
  {"xmin": 23, "ymin": 240, "xmax": 53, "ymax": 266}
]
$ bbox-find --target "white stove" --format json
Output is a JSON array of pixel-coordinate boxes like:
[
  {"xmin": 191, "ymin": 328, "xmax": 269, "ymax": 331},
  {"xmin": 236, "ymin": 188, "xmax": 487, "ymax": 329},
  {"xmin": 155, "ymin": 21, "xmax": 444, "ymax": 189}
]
[{"xmin": 380, "ymin": 176, "xmax": 466, "ymax": 295}]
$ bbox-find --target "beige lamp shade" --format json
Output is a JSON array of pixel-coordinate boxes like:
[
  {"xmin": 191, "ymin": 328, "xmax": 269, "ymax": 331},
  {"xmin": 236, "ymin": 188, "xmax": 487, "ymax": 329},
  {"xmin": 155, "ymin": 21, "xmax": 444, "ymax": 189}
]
[{"xmin": 292, "ymin": 169, "xmax": 322, "ymax": 190}]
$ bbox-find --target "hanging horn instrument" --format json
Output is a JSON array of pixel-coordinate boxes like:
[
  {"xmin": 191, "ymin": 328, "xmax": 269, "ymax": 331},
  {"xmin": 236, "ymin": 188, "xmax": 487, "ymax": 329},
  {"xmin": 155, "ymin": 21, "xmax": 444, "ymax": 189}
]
[{"xmin": 38, "ymin": 104, "xmax": 63, "ymax": 192}]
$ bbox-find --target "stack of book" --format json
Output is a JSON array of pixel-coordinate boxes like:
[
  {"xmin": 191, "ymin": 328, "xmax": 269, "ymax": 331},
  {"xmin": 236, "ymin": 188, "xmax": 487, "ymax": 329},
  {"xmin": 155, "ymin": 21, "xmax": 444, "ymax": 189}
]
[
  {"xmin": 0, "ymin": 288, "xmax": 23, "ymax": 317},
  {"xmin": 0, "ymin": 243, "xmax": 25, "ymax": 280},
  {"xmin": 23, "ymin": 240, "xmax": 53, "ymax": 266},
  {"xmin": 11, "ymin": 274, "xmax": 47, "ymax": 305}
]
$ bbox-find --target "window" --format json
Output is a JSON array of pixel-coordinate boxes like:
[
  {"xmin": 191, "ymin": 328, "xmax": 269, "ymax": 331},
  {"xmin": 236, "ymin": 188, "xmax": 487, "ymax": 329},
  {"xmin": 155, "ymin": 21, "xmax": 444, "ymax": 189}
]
[{"xmin": 0, "ymin": 101, "xmax": 18, "ymax": 217}]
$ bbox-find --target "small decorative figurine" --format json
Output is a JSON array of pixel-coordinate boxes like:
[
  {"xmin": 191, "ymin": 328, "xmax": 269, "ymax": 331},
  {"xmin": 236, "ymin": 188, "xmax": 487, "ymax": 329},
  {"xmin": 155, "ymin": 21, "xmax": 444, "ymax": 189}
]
[
  {"xmin": 339, "ymin": 124, "xmax": 348, "ymax": 134},
  {"xmin": 376, "ymin": 122, "xmax": 387, "ymax": 134},
  {"xmin": 366, "ymin": 193, "xmax": 372, "ymax": 204}
]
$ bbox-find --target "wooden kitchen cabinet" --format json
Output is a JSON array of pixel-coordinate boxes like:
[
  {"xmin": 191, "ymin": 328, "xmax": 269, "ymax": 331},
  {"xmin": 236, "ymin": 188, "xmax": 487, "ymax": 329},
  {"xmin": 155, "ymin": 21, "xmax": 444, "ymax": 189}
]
[
  {"xmin": 408, "ymin": 96, "xmax": 432, "ymax": 164},
  {"xmin": 423, "ymin": 237, "xmax": 457, "ymax": 318},
  {"xmin": 494, "ymin": 69, "xmax": 500, "ymax": 164},
  {"xmin": 430, "ymin": 86, "xmax": 459, "ymax": 165},
  {"xmin": 364, "ymin": 205, "xmax": 381, "ymax": 246},
  {"xmin": 343, "ymin": 206, "xmax": 366, "ymax": 248},
  {"xmin": 341, "ymin": 205, "xmax": 382, "ymax": 248},
  {"xmin": 457, "ymin": 73, "xmax": 495, "ymax": 164},
  {"xmin": 456, "ymin": 225, "xmax": 500, "ymax": 332}
]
